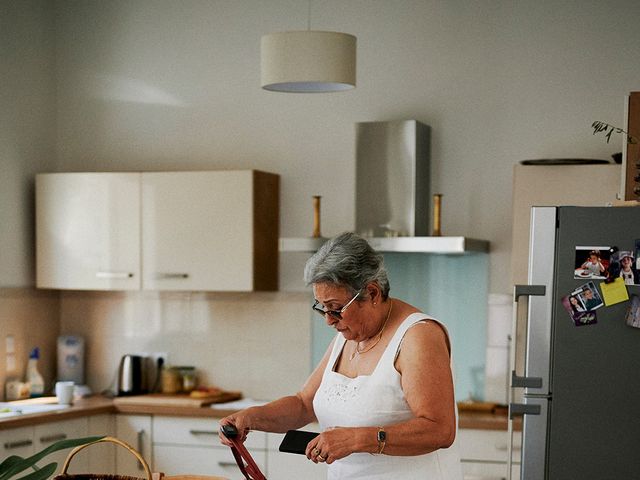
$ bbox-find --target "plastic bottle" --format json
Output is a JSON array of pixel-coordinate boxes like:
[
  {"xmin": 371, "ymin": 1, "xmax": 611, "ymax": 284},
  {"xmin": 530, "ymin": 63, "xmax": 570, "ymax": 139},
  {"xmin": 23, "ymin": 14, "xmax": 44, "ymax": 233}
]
[{"xmin": 27, "ymin": 347, "xmax": 45, "ymax": 397}]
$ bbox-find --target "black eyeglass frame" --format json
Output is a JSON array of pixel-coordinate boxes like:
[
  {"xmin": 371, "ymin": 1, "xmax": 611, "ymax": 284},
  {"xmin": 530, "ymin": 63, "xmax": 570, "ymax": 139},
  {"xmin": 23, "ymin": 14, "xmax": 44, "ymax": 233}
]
[{"xmin": 312, "ymin": 289, "xmax": 362, "ymax": 320}]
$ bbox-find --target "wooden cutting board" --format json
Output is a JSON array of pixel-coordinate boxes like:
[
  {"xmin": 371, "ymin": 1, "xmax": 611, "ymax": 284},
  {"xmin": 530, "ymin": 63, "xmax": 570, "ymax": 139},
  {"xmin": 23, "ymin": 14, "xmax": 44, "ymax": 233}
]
[{"xmin": 113, "ymin": 391, "xmax": 242, "ymax": 408}]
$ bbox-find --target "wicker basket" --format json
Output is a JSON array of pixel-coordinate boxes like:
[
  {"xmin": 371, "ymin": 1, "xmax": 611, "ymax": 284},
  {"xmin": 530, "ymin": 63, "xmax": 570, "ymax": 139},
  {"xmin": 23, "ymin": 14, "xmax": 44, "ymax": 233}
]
[{"xmin": 53, "ymin": 437, "xmax": 228, "ymax": 480}]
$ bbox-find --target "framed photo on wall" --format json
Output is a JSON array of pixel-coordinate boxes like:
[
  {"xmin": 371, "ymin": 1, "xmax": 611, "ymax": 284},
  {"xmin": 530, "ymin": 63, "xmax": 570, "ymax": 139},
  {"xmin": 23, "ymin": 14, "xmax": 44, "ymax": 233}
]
[{"xmin": 623, "ymin": 92, "xmax": 640, "ymax": 200}]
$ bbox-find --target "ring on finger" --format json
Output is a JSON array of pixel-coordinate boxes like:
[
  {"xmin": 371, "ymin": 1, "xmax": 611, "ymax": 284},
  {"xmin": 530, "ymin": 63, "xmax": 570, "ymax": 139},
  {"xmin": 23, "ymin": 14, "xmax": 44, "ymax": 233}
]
[
  {"xmin": 317, "ymin": 455, "xmax": 326, "ymax": 462},
  {"xmin": 313, "ymin": 448, "xmax": 320, "ymax": 456}
]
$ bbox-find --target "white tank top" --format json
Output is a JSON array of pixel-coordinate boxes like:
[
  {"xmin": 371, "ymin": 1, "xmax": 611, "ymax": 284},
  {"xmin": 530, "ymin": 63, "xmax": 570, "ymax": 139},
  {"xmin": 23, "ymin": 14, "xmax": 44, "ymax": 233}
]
[{"xmin": 312, "ymin": 312, "xmax": 463, "ymax": 480}]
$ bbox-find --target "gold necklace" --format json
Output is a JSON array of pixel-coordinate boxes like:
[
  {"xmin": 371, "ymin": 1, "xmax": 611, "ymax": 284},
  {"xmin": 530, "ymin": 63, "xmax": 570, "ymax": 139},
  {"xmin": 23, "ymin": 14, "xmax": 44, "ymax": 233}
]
[{"xmin": 350, "ymin": 300, "xmax": 393, "ymax": 361}]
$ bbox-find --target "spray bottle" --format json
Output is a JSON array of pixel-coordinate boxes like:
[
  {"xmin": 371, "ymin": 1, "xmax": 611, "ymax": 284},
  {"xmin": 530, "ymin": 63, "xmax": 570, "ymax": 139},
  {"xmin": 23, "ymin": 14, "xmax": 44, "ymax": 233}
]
[{"xmin": 27, "ymin": 347, "xmax": 45, "ymax": 397}]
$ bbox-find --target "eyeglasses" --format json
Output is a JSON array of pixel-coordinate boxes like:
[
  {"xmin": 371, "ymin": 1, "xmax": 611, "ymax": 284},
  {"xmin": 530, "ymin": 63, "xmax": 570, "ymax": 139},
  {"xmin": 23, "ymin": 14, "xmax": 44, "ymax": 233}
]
[{"xmin": 312, "ymin": 290, "xmax": 361, "ymax": 320}]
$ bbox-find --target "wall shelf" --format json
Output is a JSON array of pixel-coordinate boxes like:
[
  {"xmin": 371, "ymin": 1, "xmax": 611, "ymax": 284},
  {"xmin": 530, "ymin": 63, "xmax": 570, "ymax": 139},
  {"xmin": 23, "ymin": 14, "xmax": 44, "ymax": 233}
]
[{"xmin": 279, "ymin": 236, "xmax": 489, "ymax": 254}]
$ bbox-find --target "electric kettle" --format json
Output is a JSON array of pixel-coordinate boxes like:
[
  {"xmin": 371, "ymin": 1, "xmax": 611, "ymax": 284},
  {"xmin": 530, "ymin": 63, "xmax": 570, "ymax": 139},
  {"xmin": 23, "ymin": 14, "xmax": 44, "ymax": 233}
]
[{"xmin": 117, "ymin": 354, "xmax": 149, "ymax": 396}]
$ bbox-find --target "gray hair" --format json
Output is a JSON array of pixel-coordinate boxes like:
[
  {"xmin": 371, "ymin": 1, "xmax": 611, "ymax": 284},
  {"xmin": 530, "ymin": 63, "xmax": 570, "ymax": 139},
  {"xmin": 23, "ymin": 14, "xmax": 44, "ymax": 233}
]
[{"xmin": 303, "ymin": 232, "xmax": 390, "ymax": 299}]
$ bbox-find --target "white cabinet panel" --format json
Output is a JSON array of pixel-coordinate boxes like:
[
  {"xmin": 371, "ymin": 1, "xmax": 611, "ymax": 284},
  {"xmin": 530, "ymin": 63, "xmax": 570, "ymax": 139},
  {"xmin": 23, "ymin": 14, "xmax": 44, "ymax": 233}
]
[
  {"xmin": 87, "ymin": 414, "xmax": 116, "ymax": 474},
  {"xmin": 152, "ymin": 416, "xmax": 266, "ymax": 480},
  {"xmin": 34, "ymin": 418, "xmax": 89, "ymax": 474},
  {"xmin": 36, "ymin": 173, "xmax": 141, "ymax": 290},
  {"xmin": 36, "ymin": 170, "xmax": 278, "ymax": 292},
  {"xmin": 0, "ymin": 426, "xmax": 34, "ymax": 459},
  {"xmin": 267, "ymin": 448, "xmax": 327, "ymax": 480},
  {"xmin": 154, "ymin": 444, "xmax": 266, "ymax": 480},
  {"xmin": 141, "ymin": 171, "xmax": 278, "ymax": 291},
  {"xmin": 153, "ymin": 416, "xmax": 265, "ymax": 450},
  {"xmin": 116, "ymin": 415, "xmax": 152, "ymax": 475},
  {"xmin": 458, "ymin": 429, "xmax": 521, "ymax": 480}
]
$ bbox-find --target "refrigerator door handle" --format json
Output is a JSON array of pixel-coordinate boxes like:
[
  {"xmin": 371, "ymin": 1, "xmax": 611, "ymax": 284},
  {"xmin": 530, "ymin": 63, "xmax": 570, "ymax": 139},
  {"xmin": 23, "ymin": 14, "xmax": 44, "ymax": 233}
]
[
  {"xmin": 511, "ymin": 370, "xmax": 542, "ymax": 389},
  {"xmin": 508, "ymin": 402, "xmax": 541, "ymax": 419},
  {"xmin": 514, "ymin": 284, "xmax": 546, "ymax": 300}
]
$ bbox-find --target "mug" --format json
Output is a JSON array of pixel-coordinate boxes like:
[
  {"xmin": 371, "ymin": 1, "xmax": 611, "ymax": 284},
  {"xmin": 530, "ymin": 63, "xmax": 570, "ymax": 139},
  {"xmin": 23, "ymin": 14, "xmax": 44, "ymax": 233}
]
[{"xmin": 55, "ymin": 381, "xmax": 75, "ymax": 405}]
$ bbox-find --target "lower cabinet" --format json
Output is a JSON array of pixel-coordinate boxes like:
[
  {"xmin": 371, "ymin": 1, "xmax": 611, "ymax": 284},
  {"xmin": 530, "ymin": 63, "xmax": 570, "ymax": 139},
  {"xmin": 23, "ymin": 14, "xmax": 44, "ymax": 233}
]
[
  {"xmin": 87, "ymin": 414, "xmax": 116, "ymax": 474},
  {"xmin": 0, "ymin": 416, "xmax": 114, "ymax": 475},
  {"xmin": 266, "ymin": 428, "xmax": 327, "ymax": 480},
  {"xmin": 116, "ymin": 414, "xmax": 153, "ymax": 476},
  {"xmin": 152, "ymin": 416, "xmax": 266, "ymax": 480},
  {"xmin": 458, "ymin": 428, "xmax": 521, "ymax": 480},
  {"xmin": 34, "ymin": 417, "xmax": 89, "ymax": 474},
  {"xmin": 0, "ymin": 425, "xmax": 35, "ymax": 459}
]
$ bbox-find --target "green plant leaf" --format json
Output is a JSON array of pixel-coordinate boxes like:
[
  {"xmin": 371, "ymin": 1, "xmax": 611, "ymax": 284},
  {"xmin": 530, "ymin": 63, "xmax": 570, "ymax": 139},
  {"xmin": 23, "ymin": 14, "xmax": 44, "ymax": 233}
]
[
  {"xmin": 14, "ymin": 463, "xmax": 57, "ymax": 480},
  {"xmin": 0, "ymin": 436, "xmax": 104, "ymax": 480},
  {"xmin": 0, "ymin": 457, "xmax": 25, "ymax": 475}
]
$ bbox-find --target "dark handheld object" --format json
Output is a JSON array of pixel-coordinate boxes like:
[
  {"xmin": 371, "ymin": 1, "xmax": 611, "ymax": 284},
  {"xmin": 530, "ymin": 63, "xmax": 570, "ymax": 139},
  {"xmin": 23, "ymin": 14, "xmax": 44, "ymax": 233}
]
[
  {"xmin": 220, "ymin": 423, "xmax": 238, "ymax": 438},
  {"xmin": 278, "ymin": 430, "xmax": 319, "ymax": 455},
  {"xmin": 219, "ymin": 423, "xmax": 266, "ymax": 480}
]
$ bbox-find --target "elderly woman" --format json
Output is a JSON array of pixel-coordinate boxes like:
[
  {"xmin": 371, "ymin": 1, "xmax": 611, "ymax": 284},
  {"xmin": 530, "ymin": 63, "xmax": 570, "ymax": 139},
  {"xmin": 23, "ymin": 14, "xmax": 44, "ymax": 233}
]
[{"xmin": 219, "ymin": 232, "xmax": 462, "ymax": 479}]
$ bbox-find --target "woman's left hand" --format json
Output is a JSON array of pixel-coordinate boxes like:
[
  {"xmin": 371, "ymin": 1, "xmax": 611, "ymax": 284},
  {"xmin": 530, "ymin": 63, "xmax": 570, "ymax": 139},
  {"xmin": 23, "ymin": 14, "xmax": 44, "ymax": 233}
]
[{"xmin": 305, "ymin": 427, "xmax": 359, "ymax": 464}]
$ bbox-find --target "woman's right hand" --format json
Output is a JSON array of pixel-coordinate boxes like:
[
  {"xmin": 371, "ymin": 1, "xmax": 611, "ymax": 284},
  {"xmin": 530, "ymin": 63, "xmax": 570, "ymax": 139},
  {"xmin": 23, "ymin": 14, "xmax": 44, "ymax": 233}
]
[{"xmin": 218, "ymin": 410, "xmax": 251, "ymax": 446}]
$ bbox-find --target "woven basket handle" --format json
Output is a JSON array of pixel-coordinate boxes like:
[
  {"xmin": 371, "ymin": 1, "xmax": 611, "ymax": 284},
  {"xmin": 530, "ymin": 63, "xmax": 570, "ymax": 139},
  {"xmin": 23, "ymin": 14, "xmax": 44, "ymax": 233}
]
[{"xmin": 60, "ymin": 436, "xmax": 152, "ymax": 480}]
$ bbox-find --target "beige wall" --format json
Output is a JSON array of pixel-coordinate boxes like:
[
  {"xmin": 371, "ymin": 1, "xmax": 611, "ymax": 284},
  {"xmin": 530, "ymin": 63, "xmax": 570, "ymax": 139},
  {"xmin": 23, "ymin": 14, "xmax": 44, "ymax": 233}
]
[
  {"xmin": 0, "ymin": 289, "xmax": 60, "ymax": 395},
  {"xmin": 59, "ymin": 291, "xmax": 312, "ymax": 399}
]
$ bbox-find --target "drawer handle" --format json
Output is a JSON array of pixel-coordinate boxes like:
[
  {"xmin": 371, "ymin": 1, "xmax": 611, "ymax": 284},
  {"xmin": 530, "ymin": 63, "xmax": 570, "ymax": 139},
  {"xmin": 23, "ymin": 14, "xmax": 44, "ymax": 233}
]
[
  {"xmin": 40, "ymin": 433, "xmax": 67, "ymax": 443},
  {"xmin": 157, "ymin": 273, "xmax": 189, "ymax": 279},
  {"xmin": 5, "ymin": 439, "xmax": 33, "ymax": 449},
  {"xmin": 217, "ymin": 461, "xmax": 239, "ymax": 468},
  {"xmin": 96, "ymin": 271, "xmax": 134, "ymax": 279},
  {"xmin": 189, "ymin": 429, "xmax": 218, "ymax": 435}
]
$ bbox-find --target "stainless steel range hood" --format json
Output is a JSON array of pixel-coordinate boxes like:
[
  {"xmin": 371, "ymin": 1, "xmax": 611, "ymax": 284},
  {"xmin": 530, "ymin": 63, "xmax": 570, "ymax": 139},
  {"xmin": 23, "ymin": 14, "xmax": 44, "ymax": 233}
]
[
  {"xmin": 280, "ymin": 119, "xmax": 489, "ymax": 255},
  {"xmin": 355, "ymin": 120, "xmax": 431, "ymax": 237}
]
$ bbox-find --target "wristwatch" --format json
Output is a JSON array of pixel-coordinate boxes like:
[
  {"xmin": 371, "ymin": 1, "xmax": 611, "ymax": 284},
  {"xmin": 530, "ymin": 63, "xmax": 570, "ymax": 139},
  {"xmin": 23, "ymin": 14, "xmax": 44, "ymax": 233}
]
[{"xmin": 376, "ymin": 427, "xmax": 387, "ymax": 454}]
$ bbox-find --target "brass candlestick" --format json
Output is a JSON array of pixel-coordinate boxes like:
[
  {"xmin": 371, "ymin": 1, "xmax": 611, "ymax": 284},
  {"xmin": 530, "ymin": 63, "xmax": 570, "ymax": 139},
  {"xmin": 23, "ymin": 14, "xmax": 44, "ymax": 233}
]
[
  {"xmin": 432, "ymin": 194, "xmax": 443, "ymax": 236},
  {"xmin": 312, "ymin": 195, "xmax": 322, "ymax": 238}
]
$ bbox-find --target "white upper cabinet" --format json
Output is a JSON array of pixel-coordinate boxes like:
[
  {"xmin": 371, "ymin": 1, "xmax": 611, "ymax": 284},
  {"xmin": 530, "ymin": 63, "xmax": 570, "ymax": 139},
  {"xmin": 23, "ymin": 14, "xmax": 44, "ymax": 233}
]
[
  {"xmin": 36, "ymin": 170, "xmax": 279, "ymax": 292},
  {"xmin": 36, "ymin": 173, "xmax": 141, "ymax": 290},
  {"xmin": 141, "ymin": 170, "xmax": 279, "ymax": 291}
]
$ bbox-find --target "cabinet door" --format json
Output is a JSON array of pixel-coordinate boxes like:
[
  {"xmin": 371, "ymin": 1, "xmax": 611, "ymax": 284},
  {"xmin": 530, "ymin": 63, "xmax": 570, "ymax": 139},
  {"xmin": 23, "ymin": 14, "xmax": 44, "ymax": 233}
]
[
  {"xmin": 34, "ymin": 418, "xmax": 89, "ymax": 474},
  {"xmin": 266, "ymin": 429, "xmax": 327, "ymax": 480},
  {"xmin": 153, "ymin": 445, "xmax": 266, "ymax": 480},
  {"xmin": 87, "ymin": 414, "xmax": 116, "ymax": 474},
  {"xmin": 36, "ymin": 173, "xmax": 141, "ymax": 290},
  {"xmin": 115, "ymin": 415, "xmax": 152, "ymax": 475},
  {"xmin": 0, "ymin": 426, "xmax": 34, "ymax": 460},
  {"xmin": 142, "ymin": 171, "xmax": 255, "ymax": 291}
]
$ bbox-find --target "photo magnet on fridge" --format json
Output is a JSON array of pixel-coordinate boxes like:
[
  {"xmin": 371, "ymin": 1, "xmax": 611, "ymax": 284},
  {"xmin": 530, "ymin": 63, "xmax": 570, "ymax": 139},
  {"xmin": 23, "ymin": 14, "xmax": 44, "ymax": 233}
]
[
  {"xmin": 574, "ymin": 246, "xmax": 611, "ymax": 280},
  {"xmin": 572, "ymin": 281, "xmax": 604, "ymax": 311},
  {"xmin": 561, "ymin": 294, "xmax": 598, "ymax": 326},
  {"xmin": 609, "ymin": 249, "xmax": 639, "ymax": 285},
  {"xmin": 625, "ymin": 295, "xmax": 640, "ymax": 329}
]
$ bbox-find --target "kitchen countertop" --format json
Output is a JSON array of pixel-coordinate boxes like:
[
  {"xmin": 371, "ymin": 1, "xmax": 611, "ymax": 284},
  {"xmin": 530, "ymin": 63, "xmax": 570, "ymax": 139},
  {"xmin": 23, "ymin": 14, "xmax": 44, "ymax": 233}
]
[{"xmin": 0, "ymin": 396, "xmax": 517, "ymax": 431}]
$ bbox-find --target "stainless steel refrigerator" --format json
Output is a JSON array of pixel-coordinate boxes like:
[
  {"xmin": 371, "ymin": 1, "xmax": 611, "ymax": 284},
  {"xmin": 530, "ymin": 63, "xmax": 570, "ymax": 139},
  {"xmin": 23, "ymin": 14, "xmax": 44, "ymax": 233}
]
[{"xmin": 508, "ymin": 206, "xmax": 640, "ymax": 480}]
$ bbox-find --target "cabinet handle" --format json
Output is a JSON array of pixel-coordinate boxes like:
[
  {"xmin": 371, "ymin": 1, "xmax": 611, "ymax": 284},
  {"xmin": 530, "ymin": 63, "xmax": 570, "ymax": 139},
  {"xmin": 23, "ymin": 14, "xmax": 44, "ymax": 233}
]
[
  {"xmin": 4, "ymin": 439, "xmax": 33, "ymax": 449},
  {"xmin": 39, "ymin": 433, "xmax": 67, "ymax": 443},
  {"xmin": 189, "ymin": 429, "xmax": 217, "ymax": 435},
  {"xmin": 157, "ymin": 273, "xmax": 190, "ymax": 279},
  {"xmin": 136, "ymin": 430, "xmax": 145, "ymax": 471},
  {"xmin": 96, "ymin": 271, "xmax": 134, "ymax": 279},
  {"xmin": 217, "ymin": 461, "xmax": 239, "ymax": 468}
]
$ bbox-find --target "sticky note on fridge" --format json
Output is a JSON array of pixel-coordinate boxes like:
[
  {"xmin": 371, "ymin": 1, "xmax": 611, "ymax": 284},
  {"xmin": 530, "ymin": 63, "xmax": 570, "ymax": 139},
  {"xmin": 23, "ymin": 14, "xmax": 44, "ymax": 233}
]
[{"xmin": 600, "ymin": 278, "xmax": 629, "ymax": 306}]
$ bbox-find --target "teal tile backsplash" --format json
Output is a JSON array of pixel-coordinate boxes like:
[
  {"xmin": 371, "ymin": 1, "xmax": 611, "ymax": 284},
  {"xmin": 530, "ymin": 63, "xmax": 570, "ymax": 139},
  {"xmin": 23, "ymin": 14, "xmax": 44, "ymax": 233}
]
[{"xmin": 311, "ymin": 252, "xmax": 489, "ymax": 402}]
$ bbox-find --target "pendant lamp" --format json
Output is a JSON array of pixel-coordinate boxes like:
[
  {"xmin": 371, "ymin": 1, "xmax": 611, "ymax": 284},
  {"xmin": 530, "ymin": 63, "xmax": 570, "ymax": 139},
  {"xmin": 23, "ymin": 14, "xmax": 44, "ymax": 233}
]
[{"xmin": 261, "ymin": 27, "xmax": 356, "ymax": 93}]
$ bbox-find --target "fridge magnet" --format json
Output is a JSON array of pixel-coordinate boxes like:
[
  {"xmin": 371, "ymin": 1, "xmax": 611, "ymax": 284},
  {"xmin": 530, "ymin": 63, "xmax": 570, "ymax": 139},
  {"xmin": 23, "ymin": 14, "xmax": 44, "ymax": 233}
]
[
  {"xmin": 611, "ymin": 250, "xmax": 640, "ymax": 285},
  {"xmin": 561, "ymin": 294, "xmax": 598, "ymax": 326},
  {"xmin": 625, "ymin": 295, "xmax": 640, "ymax": 329},
  {"xmin": 600, "ymin": 277, "xmax": 630, "ymax": 306},
  {"xmin": 572, "ymin": 281, "xmax": 604, "ymax": 311},
  {"xmin": 574, "ymin": 246, "xmax": 611, "ymax": 280}
]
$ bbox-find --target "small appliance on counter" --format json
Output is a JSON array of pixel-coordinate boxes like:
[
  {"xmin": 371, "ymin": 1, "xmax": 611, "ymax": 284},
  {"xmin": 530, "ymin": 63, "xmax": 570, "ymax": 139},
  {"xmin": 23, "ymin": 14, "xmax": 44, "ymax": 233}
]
[{"xmin": 117, "ymin": 354, "xmax": 148, "ymax": 396}]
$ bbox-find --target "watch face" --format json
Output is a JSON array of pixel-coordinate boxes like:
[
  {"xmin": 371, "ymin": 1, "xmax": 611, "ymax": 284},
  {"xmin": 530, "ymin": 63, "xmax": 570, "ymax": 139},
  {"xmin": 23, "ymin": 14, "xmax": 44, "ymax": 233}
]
[{"xmin": 377, "ymin": 430, "xmax": 386, "ymax": 442}]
